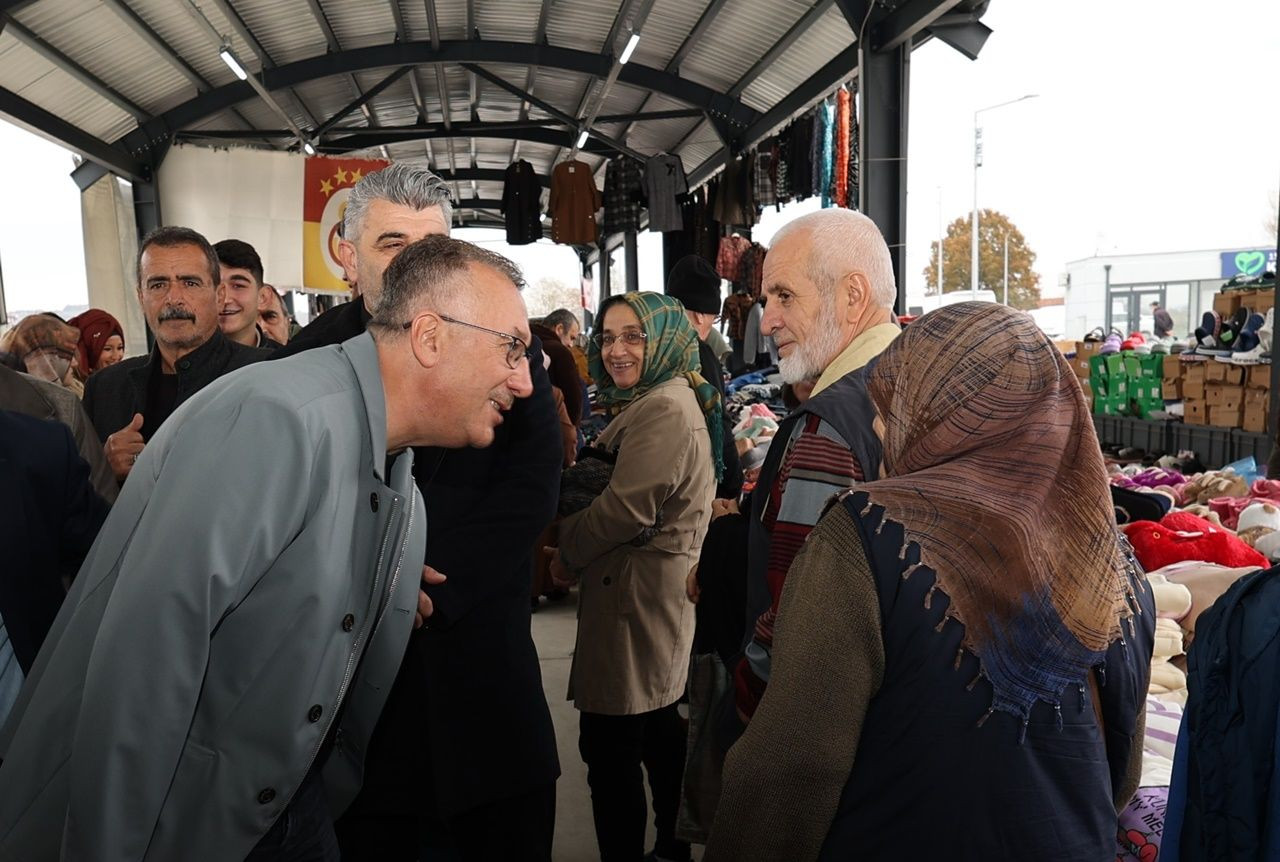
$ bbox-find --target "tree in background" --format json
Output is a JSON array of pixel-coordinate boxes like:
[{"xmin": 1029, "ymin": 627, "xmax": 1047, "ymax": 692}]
[
  {"xmin": 922, "ymin": 209, "xmax": 1042, "ymax": 311},
  {"xmin": 526, "ymin": 275, "xmax": 583, "ymax": 320}
]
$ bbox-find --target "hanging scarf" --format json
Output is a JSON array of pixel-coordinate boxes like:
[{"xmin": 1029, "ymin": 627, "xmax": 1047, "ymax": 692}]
[
  {"xmin": 834, "ymin": 88, "xmax": 851, "ymax": 208},
  {"xmin": 590, "ymin": 291, "xmax": 724, "ymax": 481},
  {"xmin": 858, "ymin": 302, "xmax": 1138, "ymax": 721}
]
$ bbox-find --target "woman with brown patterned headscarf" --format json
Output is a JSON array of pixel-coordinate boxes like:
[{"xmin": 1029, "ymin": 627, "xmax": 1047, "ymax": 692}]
[
  {"xmin": 707, "ymin": 302, "xmax": 1156, "ymax": 862},
  {"xmin": 4, "ymin": 313, "xmax": 82, "ymax": 395}
]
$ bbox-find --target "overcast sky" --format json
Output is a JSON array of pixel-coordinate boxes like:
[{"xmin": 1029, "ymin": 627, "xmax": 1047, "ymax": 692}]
[{"xmin": 1, "ymin": 0, "xmax": 1277, "ymax": 315}]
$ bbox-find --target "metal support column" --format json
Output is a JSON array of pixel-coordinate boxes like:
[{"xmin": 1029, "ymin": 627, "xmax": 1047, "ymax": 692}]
[
  {"xmin": 132, "ymin": 174, "xmax": 162, "ymax": 241},
  {"xmin": 599, "ymin": 250, "xmax": 612, "ymax": 306},
  {"xmin": 623, "ymin": 231, "xmax": 639, "ymax": 292},
  {"xmin": 859, "ymin": 43, "xmax": 910, "ymax": 313}
]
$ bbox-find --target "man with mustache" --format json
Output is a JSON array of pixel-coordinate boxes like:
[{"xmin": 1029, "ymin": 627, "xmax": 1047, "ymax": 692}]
[{"xmin": 82, "ymin": 227, "xmax": 271, "ymax": 486}]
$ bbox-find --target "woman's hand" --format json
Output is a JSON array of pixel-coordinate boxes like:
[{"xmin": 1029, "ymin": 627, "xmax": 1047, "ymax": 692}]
[
  {"xmin": 686, "ymin": 566, "xmax": 700, "ymax": 604},
  {"xmin": 544, "ymin": 546, "xmax": 577, "ymax": 589}
]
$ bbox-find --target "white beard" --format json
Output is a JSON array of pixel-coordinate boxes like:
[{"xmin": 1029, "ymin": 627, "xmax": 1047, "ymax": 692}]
[{"xmin": 778, "ymin": 312, "xmax": 846, "ymax": 384}]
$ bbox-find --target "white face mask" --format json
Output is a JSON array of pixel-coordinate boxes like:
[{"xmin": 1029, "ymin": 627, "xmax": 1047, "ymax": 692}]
[{"xmin": 23, "ymin": 348, "xmax": 74, "ymax": 383}]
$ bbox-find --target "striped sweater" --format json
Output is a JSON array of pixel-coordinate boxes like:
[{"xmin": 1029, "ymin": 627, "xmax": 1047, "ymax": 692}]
[{"xmin": 735, "ymin": 412, "xmax": 863, "ymax": 716}]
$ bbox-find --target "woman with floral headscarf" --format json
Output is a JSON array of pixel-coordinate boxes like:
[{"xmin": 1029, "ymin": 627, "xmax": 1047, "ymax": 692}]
[
  {"xmin": 548, "ymin": 291, "xmax": 720, "ymax": 862},
  {"xmin": 706, "ymin": 302, "xmax": 1155, "ymax": 861}
]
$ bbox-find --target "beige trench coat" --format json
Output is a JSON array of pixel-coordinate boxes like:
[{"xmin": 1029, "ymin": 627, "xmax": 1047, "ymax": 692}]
[{"xmin": 560, "ymin": 378, "xmax": 714, "ymax": 715}]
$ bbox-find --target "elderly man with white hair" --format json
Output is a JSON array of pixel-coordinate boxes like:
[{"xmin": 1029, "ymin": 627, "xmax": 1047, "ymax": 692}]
[{"xmin": 731, "ymin": 208, "xmax": 900, "ymax": 722}]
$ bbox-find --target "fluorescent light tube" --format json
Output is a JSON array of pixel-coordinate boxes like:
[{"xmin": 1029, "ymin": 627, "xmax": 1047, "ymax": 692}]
[
  {"xmin": 219, "ymin": 48, "xmax": 248, "ymax": 81},
  {"xmin": 619, "ymin": 33, "xmax": 640, "ymax": 65},
  {"xmin": 302, "ymin": 141, "xmax": 316, "ymax": 156},
  {"xmin": 576, "ymin": 130, "xmax": 589, "ymax": 148}
]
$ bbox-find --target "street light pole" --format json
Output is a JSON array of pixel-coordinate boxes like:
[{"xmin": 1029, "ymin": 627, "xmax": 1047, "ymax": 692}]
[{"xmin": 971, "ymin": 94, "xmax": 1039, "ymax": 299}]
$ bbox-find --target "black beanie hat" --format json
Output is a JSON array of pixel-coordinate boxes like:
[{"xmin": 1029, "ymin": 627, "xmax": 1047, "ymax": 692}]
[{"xmin": 666, "ymin": 255, "xmax": 722, "ymax": 314}]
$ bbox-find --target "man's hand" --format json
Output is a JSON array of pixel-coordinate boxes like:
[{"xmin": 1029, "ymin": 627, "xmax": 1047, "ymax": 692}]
[
  {"xmin": 711, "ymin": 498, "xmax": 740, "ymax": 520},
  {"xmin": 686, "ymin": 566, "xmax": 700, "ymax": 604},
  {"xmin": 105, "ymin": 413, "xmax": 145, "ymax": 483},
  {"xmin": 415, "ymin": 565, "xmax": 447, "ymax": 628},
  {"xmin": 544, "ymin": 546, "xmax": 576, "ymax": 589}
]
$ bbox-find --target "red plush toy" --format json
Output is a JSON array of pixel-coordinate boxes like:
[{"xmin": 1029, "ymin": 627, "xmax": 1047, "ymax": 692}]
[{"xmin": 1124, "ymin": 511, "xmax": 1269, "ymax": 572}]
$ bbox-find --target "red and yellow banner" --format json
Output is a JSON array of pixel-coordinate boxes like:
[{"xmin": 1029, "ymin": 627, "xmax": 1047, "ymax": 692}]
[{"xmin": 303, "ymin": 156, "xmax": 390, "ymax": 293}]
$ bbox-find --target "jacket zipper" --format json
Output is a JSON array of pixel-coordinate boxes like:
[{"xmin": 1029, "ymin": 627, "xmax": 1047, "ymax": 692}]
[{"xmin": 277, "ymin": 492, "xmax": 406, "ymax": 815}]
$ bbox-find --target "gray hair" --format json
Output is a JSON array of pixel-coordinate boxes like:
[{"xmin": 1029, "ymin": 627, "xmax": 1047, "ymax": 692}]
[
  {"xmin": 770, "ymin": 209, "xmax": 897, "ymax": 309},
  {"xmin": 542, "ymin": 308, "xmax": 580, "ymax": 333},
  {"xmin": 137, "ymin": 226, "xmax": 220, "ymax": 289},
  {"xmin": 371, "ymin": 236, "xmax": 524, "ymax": 338},
  {"xmin": 343, "ymin": 163, "xmax": 454, "ymax": 244}
]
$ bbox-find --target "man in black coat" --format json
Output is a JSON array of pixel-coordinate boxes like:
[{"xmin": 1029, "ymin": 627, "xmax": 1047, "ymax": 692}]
[
  {"xmin": 275, "ymin": 163, "xmax": 561, "ymax": 861},
  {"xmin": 666, "ymin": 254, "xmax": 742, "ymax": 500},
  {"xmin": 83, "ymin": 227, "xmax": 270, "ymax": 488},
  {"xmin": 0, "ymin": 411, "xmax": 109, "ymax": 718}
]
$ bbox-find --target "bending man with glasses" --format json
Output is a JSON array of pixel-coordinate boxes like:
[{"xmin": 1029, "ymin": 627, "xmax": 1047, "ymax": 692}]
[
  {"xmin": 546, "ymin": 292, "xmax": 722, "ymax": 862},
  {"xmin": 274, "ymin": 164, "xmax": 562, "ymax": 862}
]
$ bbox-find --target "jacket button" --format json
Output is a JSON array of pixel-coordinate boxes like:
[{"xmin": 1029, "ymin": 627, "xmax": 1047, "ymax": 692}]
[
  {"xmin": 602, "ymin": 576, "xmax": 612, "ymax": 585},
  {"xmin": 178, "ymin": 360, "xmax": 190, "ymax": 370},
  {"xmin": 308, "ymin": 704, "xmax": 323, "ymax": 723},
  {"xmin": 341, "ymin": 613, "xmax": 355, "ymax": 632},
  {"xmin": 257, "ymin": 788, "xmax": 276, "ymax": 804},
  {"xmin": 370, "ymin": 492, "xmax": 379, "ymax": 512}
]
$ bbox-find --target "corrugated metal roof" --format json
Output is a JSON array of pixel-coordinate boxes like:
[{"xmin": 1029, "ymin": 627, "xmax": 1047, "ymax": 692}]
[
  {"xmin": 233, "ymin": 0, "xmax": 332, "ymax": 66},
  {"xmin": 0, "ymin": 28, "xmax": 135, "ymax": 141},
  {"xmin": 0, "ymin": 0, "xmax": 942, "ymax": 208},
  {"xmin": 739, "ymin": 5, "xmax": 854, "ymax": 113},
  {"xmin": 678, "ymin": 0, "xmax": 815, "ymax": 95}
]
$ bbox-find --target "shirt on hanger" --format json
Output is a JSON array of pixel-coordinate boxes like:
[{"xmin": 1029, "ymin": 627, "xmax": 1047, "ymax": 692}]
[{"xmin": 644, "ymin": 153, "xmax": 689, "ymax": 232}]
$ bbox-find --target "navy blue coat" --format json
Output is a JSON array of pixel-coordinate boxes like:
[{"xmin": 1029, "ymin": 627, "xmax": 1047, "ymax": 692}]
[{"xmin": 0, "ymin": 410, "xmax": 108, "ymax": 673}]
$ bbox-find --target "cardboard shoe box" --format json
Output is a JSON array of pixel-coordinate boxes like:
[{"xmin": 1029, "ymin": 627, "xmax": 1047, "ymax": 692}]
[
  {"xmin": 1204, "ymin": 383, "xmax": 1227, "ymax": 407},
  {"xmin": 1183, "ymin": 362, "xmax": 1207, "ymax": 385},
  {"xmin": 1209, "ymin": 404, "xmax": 1243, "ymax": 428},
  {"xmin": 1075, "ymin": 341, "xmax": 1102, "ymax": 361},
  {"xmin": 1221, "ymin": 385, "xmax": 1245, "ymax": 414},
  {"xmin": 1247, "ymin": 364, "xmax": 1273, "ymax": 389},
  {"xmin": 1184, "ymin": 399, "xmax": 1208, "ymax": 425},
  {"xmin": 1162, "ymin": 378, "xmax": 1182, "ymax": 400},
  {"xmin": 1162, "ymin": 355, "xmax": 1183, "ymax": 378}
]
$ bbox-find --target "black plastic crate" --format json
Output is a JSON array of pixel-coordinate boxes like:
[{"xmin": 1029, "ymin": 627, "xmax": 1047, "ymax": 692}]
[
  {"xmin": 1093, "ymin": 415, "xmax": 1124, "ymax": 448},
  {"xmin": 1231, "ymin": 429, "xmax": 1274, "ymax": 468},
  {"xmin": 1171, "ymin": 423, "xmax": 1234, "ymax": 469},
  {"xmin": 1123, "ymin": 418, "xmax": 1171, "ymax": 455}
]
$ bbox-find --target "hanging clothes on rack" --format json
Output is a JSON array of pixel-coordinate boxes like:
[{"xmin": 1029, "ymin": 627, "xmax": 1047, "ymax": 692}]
[
  {"xmin": 736, "ymin": 243, "xmax": 767, "ymax": 299},
  {"xmin": 846, "ymin": 97, "xmax": 860, "ymax": 210},
  {"xmin": 715, "ymin": 234, "xmax": 752, "ymax": 283},
  {"xmin": 820, "ymin": 98, "xmax": 836, "ymax": 208},
  {"xmin": 834, "ymin": 89, "xmax": 852, "ymax": 209},
  {"xmin": 603, "ymin": 155, "xmax": 644, "ymax": 236},
  {"xmin": 549, "ymin": 159, "xmax": 601, "ymax": 245},
  {"xmin": 499, "ymin": 159, "xmax": 543, "ymax": 245},
  {"xmin": 753, "ymin": 145, "xmax": 777, "ymax": 213},
  {"xmin": 644, "ymin": 153, "xmax": 689, "ymax": 232},
  {"xmin": 711, "ymin": 154, "xmax": 756, "ymax": 228}
]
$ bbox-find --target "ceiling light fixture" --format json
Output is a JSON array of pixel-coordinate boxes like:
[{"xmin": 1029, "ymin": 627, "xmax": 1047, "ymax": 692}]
[
  {"xmin": 302, "ymin": 141, "xmax": 317, "ymax": 156},
  {"xmin": 619, "ymin": 32, "xmax": 640, "ymax": 65},
  {"xmin": 576, "ymin": 130, "xmax": 590, "ymax": 149},
  {"xmin": 218, "ymin": 42, "xmax": 248, "ymax": 81}
]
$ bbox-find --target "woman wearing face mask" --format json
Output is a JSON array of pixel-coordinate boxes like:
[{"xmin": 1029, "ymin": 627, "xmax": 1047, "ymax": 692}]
[
  {"xmin": 6, "ymin": 314, "xmax": 83, "ymax": 396},
  {"xmin": 68, "ymin": 309, "xmax": 126, "ymax": 379},
  {"xmin": 548, "ymin": 291, "xmax": 721, "ymax": 862}
]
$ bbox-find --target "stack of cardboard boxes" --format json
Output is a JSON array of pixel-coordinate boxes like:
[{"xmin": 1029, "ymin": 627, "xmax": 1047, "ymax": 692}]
[
  {"xmin": 1070, "ymin": 340, "xmax": 1100, "ymax": 409},
  {"xmin": 1169, "ymin": 360, "xmax": 1270, "ymax": 431}
]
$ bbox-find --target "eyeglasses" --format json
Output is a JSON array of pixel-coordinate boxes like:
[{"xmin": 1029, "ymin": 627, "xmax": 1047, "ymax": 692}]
[
  {"xmin": 592, "ymin": 331, "xmax": 648, "ymax": 349},
  {"xmin": 392, "ymin": 313, "xmax": 533, "ymax": 369}
]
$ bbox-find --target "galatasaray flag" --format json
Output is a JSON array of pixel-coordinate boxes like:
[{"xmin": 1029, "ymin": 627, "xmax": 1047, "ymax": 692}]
[{"xmin": 303, "ymin": 156, "xmax": 390, "ymax": 293}]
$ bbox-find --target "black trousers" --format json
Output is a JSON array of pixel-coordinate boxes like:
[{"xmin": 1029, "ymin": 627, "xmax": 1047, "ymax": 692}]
[
  {"xmin": 335, "ymin": 783, "xmax": 556, "ymax": 862},
  {"xmin": 578, "ymin": 703, "xmax": 690, "ymax": 862}
]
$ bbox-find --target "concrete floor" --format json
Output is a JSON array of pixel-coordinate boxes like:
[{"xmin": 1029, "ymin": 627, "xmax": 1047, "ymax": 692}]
[{"xmin": 531, "ymin": 592, "xmax": 703, "ymax": 862}]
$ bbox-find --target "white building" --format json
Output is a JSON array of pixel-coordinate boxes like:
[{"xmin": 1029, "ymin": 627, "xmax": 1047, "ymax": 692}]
[{"xmin": 1061, "ymin": 246, "xmax": 1276, "ymax": 341}]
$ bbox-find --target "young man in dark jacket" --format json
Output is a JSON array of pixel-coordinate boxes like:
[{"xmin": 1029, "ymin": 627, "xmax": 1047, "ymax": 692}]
[{"xmin": 276, "ymin": 163, "xmax": 561, "ymax": 861}]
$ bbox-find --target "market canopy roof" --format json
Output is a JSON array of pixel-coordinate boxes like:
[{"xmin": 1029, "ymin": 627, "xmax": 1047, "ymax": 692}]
[{"xmin": 0, "ymin": 0, "xmax": 992, "ymax": 226}]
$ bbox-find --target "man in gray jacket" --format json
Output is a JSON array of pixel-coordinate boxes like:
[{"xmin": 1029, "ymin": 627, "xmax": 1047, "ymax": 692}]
[{"xmin": 0, "ymin": 236, "xmax": 536, "ymax": 862}]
